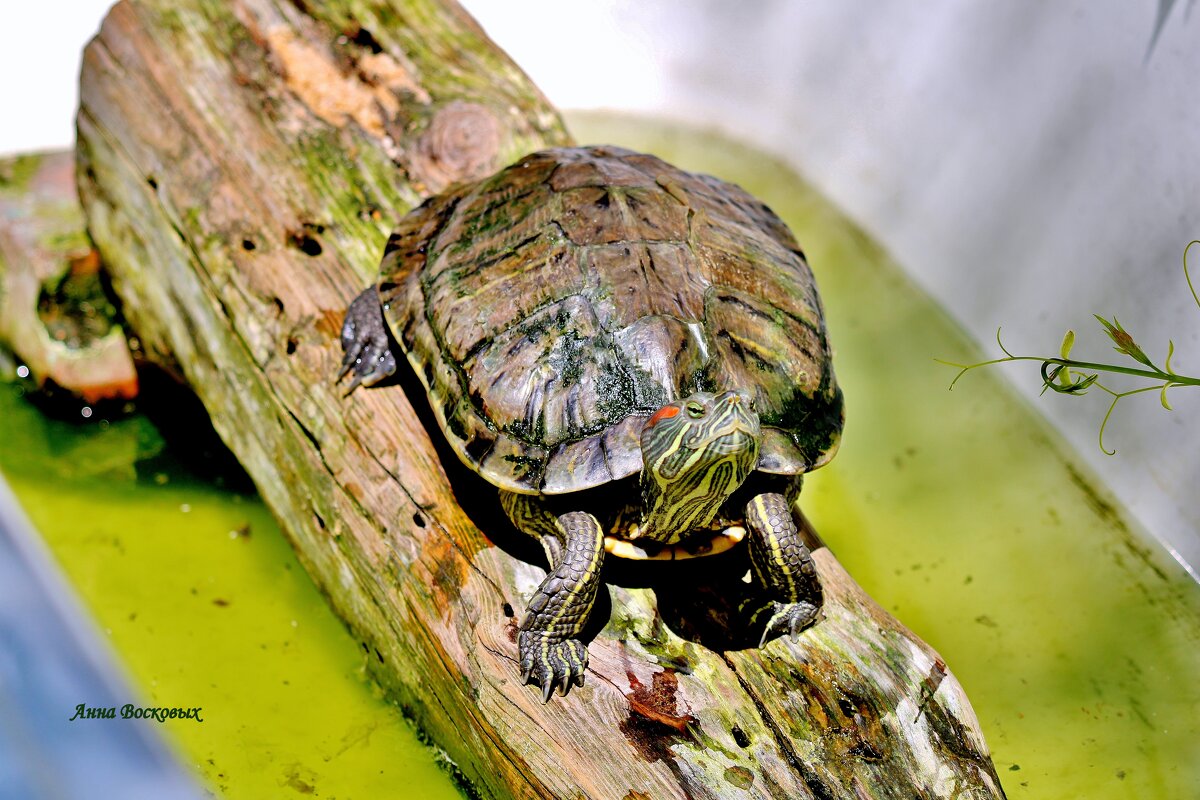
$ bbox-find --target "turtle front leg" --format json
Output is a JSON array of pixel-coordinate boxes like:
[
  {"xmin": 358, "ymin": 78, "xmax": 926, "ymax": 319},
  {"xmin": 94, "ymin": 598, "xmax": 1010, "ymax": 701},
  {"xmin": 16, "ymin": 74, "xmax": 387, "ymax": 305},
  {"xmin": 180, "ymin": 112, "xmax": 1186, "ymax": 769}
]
[
  {"xmin": 745, "ymin": 489, "xmax": 823, "ymax": 646},
  {"xmin": 338, "ymin": 287, "xmax": 397, "ymax": 393},
  {"xmin": 501, "ymin": 491, "xmax": 605, "ymax": 701}
]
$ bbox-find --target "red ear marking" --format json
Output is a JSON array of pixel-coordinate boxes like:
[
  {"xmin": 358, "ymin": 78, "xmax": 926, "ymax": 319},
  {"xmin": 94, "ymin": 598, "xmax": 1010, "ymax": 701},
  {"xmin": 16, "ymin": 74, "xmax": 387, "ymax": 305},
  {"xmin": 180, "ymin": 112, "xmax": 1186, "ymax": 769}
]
[{"xmin": 647, "ymin": 405, "xmax": 681, "ymax": 427}]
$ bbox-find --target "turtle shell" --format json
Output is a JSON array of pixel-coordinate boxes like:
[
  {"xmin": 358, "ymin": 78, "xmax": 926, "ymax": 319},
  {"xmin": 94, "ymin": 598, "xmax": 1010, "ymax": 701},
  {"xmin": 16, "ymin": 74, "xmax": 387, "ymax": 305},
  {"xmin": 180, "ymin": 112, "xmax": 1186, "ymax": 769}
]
[{"xmin": 379, "ymin": 146, "xmax": 843, "ymax": 494}]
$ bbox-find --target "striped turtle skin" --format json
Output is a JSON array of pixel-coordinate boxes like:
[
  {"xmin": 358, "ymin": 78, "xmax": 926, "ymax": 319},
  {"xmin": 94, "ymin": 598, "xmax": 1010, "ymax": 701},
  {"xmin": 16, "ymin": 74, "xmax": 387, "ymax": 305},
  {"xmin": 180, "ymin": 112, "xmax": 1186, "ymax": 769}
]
[
  {"xmin": 340, "ymin": 146, "xmax": 838, "ymax": 701},
  {"xmin": 377, "ymin": 146, "xmax": 843, "ymax": 495}
]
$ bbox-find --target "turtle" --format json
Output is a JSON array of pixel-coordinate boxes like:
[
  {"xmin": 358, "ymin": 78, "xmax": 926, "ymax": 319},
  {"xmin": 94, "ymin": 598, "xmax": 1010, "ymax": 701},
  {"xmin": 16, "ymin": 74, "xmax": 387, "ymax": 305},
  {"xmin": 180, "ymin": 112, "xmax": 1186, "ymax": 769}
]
[{"xmin": 339, "ymin": 145, "xmax": 844, "ymax": 701}]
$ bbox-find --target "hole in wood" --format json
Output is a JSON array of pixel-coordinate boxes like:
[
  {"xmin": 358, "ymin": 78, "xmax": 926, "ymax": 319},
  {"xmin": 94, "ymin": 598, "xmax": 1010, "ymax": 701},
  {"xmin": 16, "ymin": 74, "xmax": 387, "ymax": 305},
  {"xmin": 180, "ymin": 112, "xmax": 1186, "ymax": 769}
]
[
  {"xmin": 348, "ymin": 25, "xmax": 383, "ymax": 54},
  {"xmin": 293, "ymin": 234, "xmax": 322, "ymax": 256},
  {"xmin": 731, "ymin": 726, "xmax": 750, "ymax": 748},
  {"xmin": 288, "ymin": 224, "xmax": 325, "ymax": 257}
]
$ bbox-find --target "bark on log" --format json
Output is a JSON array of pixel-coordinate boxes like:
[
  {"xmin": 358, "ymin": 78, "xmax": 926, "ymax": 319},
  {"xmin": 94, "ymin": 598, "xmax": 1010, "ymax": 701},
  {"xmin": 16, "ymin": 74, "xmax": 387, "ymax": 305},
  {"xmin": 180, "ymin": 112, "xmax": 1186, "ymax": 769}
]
[
  {"xmin": 0, "ymin": 152, "xmax": 137, "ymax": 402},
  {"xmin": 75, "ymin": 1, "xmax": 1006, "ymax": 797}
]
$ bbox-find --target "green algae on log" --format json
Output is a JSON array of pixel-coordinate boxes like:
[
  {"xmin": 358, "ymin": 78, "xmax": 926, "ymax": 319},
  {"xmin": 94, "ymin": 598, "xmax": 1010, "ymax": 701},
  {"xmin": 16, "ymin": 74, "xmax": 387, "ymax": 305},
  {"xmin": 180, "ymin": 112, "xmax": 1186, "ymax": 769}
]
[
  {"xmin": 0, "ymin": 151, "xmax": 137, "ymax": 403},
  {"xmin": 74, "ymin": 1, "xmax": 1003, "ymax": 797}
]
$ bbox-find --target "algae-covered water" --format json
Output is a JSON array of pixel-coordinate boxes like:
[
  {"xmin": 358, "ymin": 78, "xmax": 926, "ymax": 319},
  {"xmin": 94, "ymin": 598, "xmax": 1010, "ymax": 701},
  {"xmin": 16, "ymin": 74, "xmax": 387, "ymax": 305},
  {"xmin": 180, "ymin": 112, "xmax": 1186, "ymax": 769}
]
[
  {"xmin": 3, "ymin": 113, "xmax": 1198, "ymax": 799},
  {"xmin": 0, "ymin": 388, "xmax": 467, "ymax": 798}
]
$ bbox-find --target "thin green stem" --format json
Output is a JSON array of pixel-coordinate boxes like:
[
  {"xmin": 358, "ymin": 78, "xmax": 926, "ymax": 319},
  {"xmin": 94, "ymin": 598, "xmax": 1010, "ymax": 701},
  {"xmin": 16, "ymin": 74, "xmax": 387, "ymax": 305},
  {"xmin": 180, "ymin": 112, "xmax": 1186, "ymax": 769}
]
[
  {"xmin": 1037, "ymin": 357, "xmax": 1197, "ymax": 384},
  {"xmin": 1094, "ymin": 382, "xmax": 1171, "ymax": 399},
  {"xmin": 1185, "ymin": 240, "xmax": 1200, "ymax": 311},
  {"xmin": 1093, "ymin": 383, "xmax": 1165, "ymax": 455}
]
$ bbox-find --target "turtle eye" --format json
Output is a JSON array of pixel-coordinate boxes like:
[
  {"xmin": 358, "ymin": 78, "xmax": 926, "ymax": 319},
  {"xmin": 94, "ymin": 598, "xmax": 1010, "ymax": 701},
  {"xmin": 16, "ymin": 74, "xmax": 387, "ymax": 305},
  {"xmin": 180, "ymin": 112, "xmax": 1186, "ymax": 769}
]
[{"xmin": 685, "ymin": 401, "xmax": 705, "ymax": 418}]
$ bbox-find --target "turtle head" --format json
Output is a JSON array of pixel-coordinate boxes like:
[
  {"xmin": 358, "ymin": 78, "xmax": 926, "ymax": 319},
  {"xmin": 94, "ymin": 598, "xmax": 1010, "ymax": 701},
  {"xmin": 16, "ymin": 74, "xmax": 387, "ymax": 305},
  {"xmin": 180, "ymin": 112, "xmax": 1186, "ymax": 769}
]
[{"xmin": 637, "ymin": 390, "xmax": 760, "ymax": 542}]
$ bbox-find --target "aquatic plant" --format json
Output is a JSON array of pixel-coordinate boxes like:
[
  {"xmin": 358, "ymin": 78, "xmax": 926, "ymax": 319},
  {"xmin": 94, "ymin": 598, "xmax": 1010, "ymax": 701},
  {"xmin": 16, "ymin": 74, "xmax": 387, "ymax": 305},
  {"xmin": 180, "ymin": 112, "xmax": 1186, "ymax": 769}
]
[{"xmin": 940, "ymin": 240, "xmax": 1200, "ymax": 454}]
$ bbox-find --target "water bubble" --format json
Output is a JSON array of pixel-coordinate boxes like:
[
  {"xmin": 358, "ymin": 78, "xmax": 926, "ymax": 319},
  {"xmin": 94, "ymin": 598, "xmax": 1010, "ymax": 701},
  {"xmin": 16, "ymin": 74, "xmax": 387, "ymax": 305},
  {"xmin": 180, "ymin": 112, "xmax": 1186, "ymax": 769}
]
[
  {"xmin": 81, "ymin": 406, "xmax": 93, "ymax": 419},
  {"xmin": 15, "ymin": 365, "xmax": 29, "ymax": 379}
]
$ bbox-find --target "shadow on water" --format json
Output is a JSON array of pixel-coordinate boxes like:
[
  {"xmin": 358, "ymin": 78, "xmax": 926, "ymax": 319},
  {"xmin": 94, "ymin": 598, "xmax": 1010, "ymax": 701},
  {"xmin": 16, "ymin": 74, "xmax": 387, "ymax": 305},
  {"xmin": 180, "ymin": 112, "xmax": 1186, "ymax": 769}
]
[
  {"xmin": 12, "ymin": 358, "xmax": 254, "ymax": 494},
  {"xmin": 131, "ymin": 363, "xmax": 255, "ymax": 493}
]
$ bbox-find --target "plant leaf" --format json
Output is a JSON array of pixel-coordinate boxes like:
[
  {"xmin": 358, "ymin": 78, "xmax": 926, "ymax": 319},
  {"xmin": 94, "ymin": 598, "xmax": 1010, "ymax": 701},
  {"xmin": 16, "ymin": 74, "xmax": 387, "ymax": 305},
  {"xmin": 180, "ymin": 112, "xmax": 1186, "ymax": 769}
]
[
  {"xmin": 1186, "ymin": 240, "xmax": 1200, "ymax": 312},
  {"xmin": 1040, "ymin": 360, "xmax": 1097, "ymax": 394},
  {"xmin": 1060, "ymin": 329, "xmax": 1075, "ymax": 360},
  {"xmin": 1147, "ymin": 0, "xmax": 1179, "ymax": 58},
  {"xmin": 1067, "ymin": 373, "xmax": 1099, "ymax": 394},
  {"xmin": 1057, "ymin": 330, "xmax": 1076, "ymax": 386},
  {"xmin": 1094, "ymin": 315, "xmax": 1154, "ymax": 368}
]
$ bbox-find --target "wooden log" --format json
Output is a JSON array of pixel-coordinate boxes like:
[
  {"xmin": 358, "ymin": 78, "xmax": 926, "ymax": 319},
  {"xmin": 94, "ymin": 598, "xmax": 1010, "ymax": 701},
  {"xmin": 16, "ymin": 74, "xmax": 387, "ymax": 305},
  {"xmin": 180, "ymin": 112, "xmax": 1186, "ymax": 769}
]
[
  {"xmin": 75, "ymin": 1, "xmax": 1006, "ymax": 797},
  {"xmin": 0, "ymin": 151, "xmax": 138, "ymax": 403}
]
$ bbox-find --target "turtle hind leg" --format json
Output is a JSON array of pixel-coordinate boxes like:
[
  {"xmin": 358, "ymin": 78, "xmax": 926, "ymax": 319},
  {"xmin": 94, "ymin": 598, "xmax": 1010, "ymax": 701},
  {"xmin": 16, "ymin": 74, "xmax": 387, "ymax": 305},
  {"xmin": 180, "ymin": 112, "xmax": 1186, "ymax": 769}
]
[
  {"xmin": 501, "ymin": 492, "xmax": 605, "ymax": 702},
  {"xmin": 744, "ymin": 490, "xmax": 823, "ymax": 647},
  {"xmin": 338, "ymin": 287, "xmax": 398, "ymax": 393}
]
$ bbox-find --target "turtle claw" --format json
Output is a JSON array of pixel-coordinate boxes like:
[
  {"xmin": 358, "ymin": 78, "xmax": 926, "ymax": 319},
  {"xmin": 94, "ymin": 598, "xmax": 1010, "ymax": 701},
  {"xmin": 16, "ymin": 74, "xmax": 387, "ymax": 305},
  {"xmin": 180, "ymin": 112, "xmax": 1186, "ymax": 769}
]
[
  {"xmin": 518, "ymin": 630, "xmax": 588, "ymax": 702},
  {"xmin": 342, "ymin": 371, "xmax": 366, "ymax": 397},
  {"xmin": 338, "ymin": 288, "xmax": 397, "ymax": 393},
  {"xmin": 338, "ymin": 341, "xmax": 396, "ymax": 395},
  {"xmin": 758, "ymin": 600, "xmax": 820, "ymax": 648}
]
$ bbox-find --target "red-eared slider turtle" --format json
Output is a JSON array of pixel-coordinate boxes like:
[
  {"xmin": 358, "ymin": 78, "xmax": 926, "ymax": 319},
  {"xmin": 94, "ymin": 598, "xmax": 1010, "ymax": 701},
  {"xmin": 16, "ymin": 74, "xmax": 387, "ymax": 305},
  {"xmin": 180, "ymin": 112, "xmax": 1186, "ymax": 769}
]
[{"xmin": 340, "ymin": 146, "xmax": 843, "ymax": 701}]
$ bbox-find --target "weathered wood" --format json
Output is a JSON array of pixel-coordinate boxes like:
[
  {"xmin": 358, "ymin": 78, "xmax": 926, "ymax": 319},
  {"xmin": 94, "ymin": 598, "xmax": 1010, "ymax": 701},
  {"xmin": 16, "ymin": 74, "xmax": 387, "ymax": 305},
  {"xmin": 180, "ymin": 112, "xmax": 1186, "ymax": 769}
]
[
  {"xmin": 75, "ymin": 1, "xmax": 1006, "ymax": 797},
  {"xmin": 0, "ymin": 152, "xmax": 137, "ymax": 402}
]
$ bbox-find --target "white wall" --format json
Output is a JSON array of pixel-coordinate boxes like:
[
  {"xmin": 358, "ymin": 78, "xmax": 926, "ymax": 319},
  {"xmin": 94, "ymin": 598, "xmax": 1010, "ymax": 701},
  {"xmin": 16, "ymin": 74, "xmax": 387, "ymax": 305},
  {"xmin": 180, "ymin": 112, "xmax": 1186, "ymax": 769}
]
[
  {"xmin": 0, "ymin": 3, "xmax": 116, "ymax": 154},
  {"xmin": 4, "ymin": 1, "xmax": 1197, "ymax": 575}
]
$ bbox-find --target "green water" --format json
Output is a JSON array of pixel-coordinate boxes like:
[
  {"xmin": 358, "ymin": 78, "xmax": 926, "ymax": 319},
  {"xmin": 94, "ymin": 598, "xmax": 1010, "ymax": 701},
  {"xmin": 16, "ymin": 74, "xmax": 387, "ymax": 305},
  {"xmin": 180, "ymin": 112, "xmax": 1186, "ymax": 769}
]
[
  {"xmin": 3, "ymin": 113, "xmax": 1198, "ymax": 799},
  {"xmin": 0, "ymin": 390, "xmax": 467, "ymax": 798}
]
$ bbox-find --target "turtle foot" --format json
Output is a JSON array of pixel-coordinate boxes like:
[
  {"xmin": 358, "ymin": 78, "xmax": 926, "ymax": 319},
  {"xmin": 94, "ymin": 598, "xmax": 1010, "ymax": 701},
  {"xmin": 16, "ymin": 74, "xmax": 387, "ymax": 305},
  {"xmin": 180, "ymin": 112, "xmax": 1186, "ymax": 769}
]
[
  {"xmin": 518, "ymin": 630, "xmax": 587, "ymax": 702},
  {"xmin": 758, "ymin": 600, "xmax": 820, "ymax": 647},
  {"xmin": 338, "ymin": 288, "xmax": 397, "ymax": 393}
]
